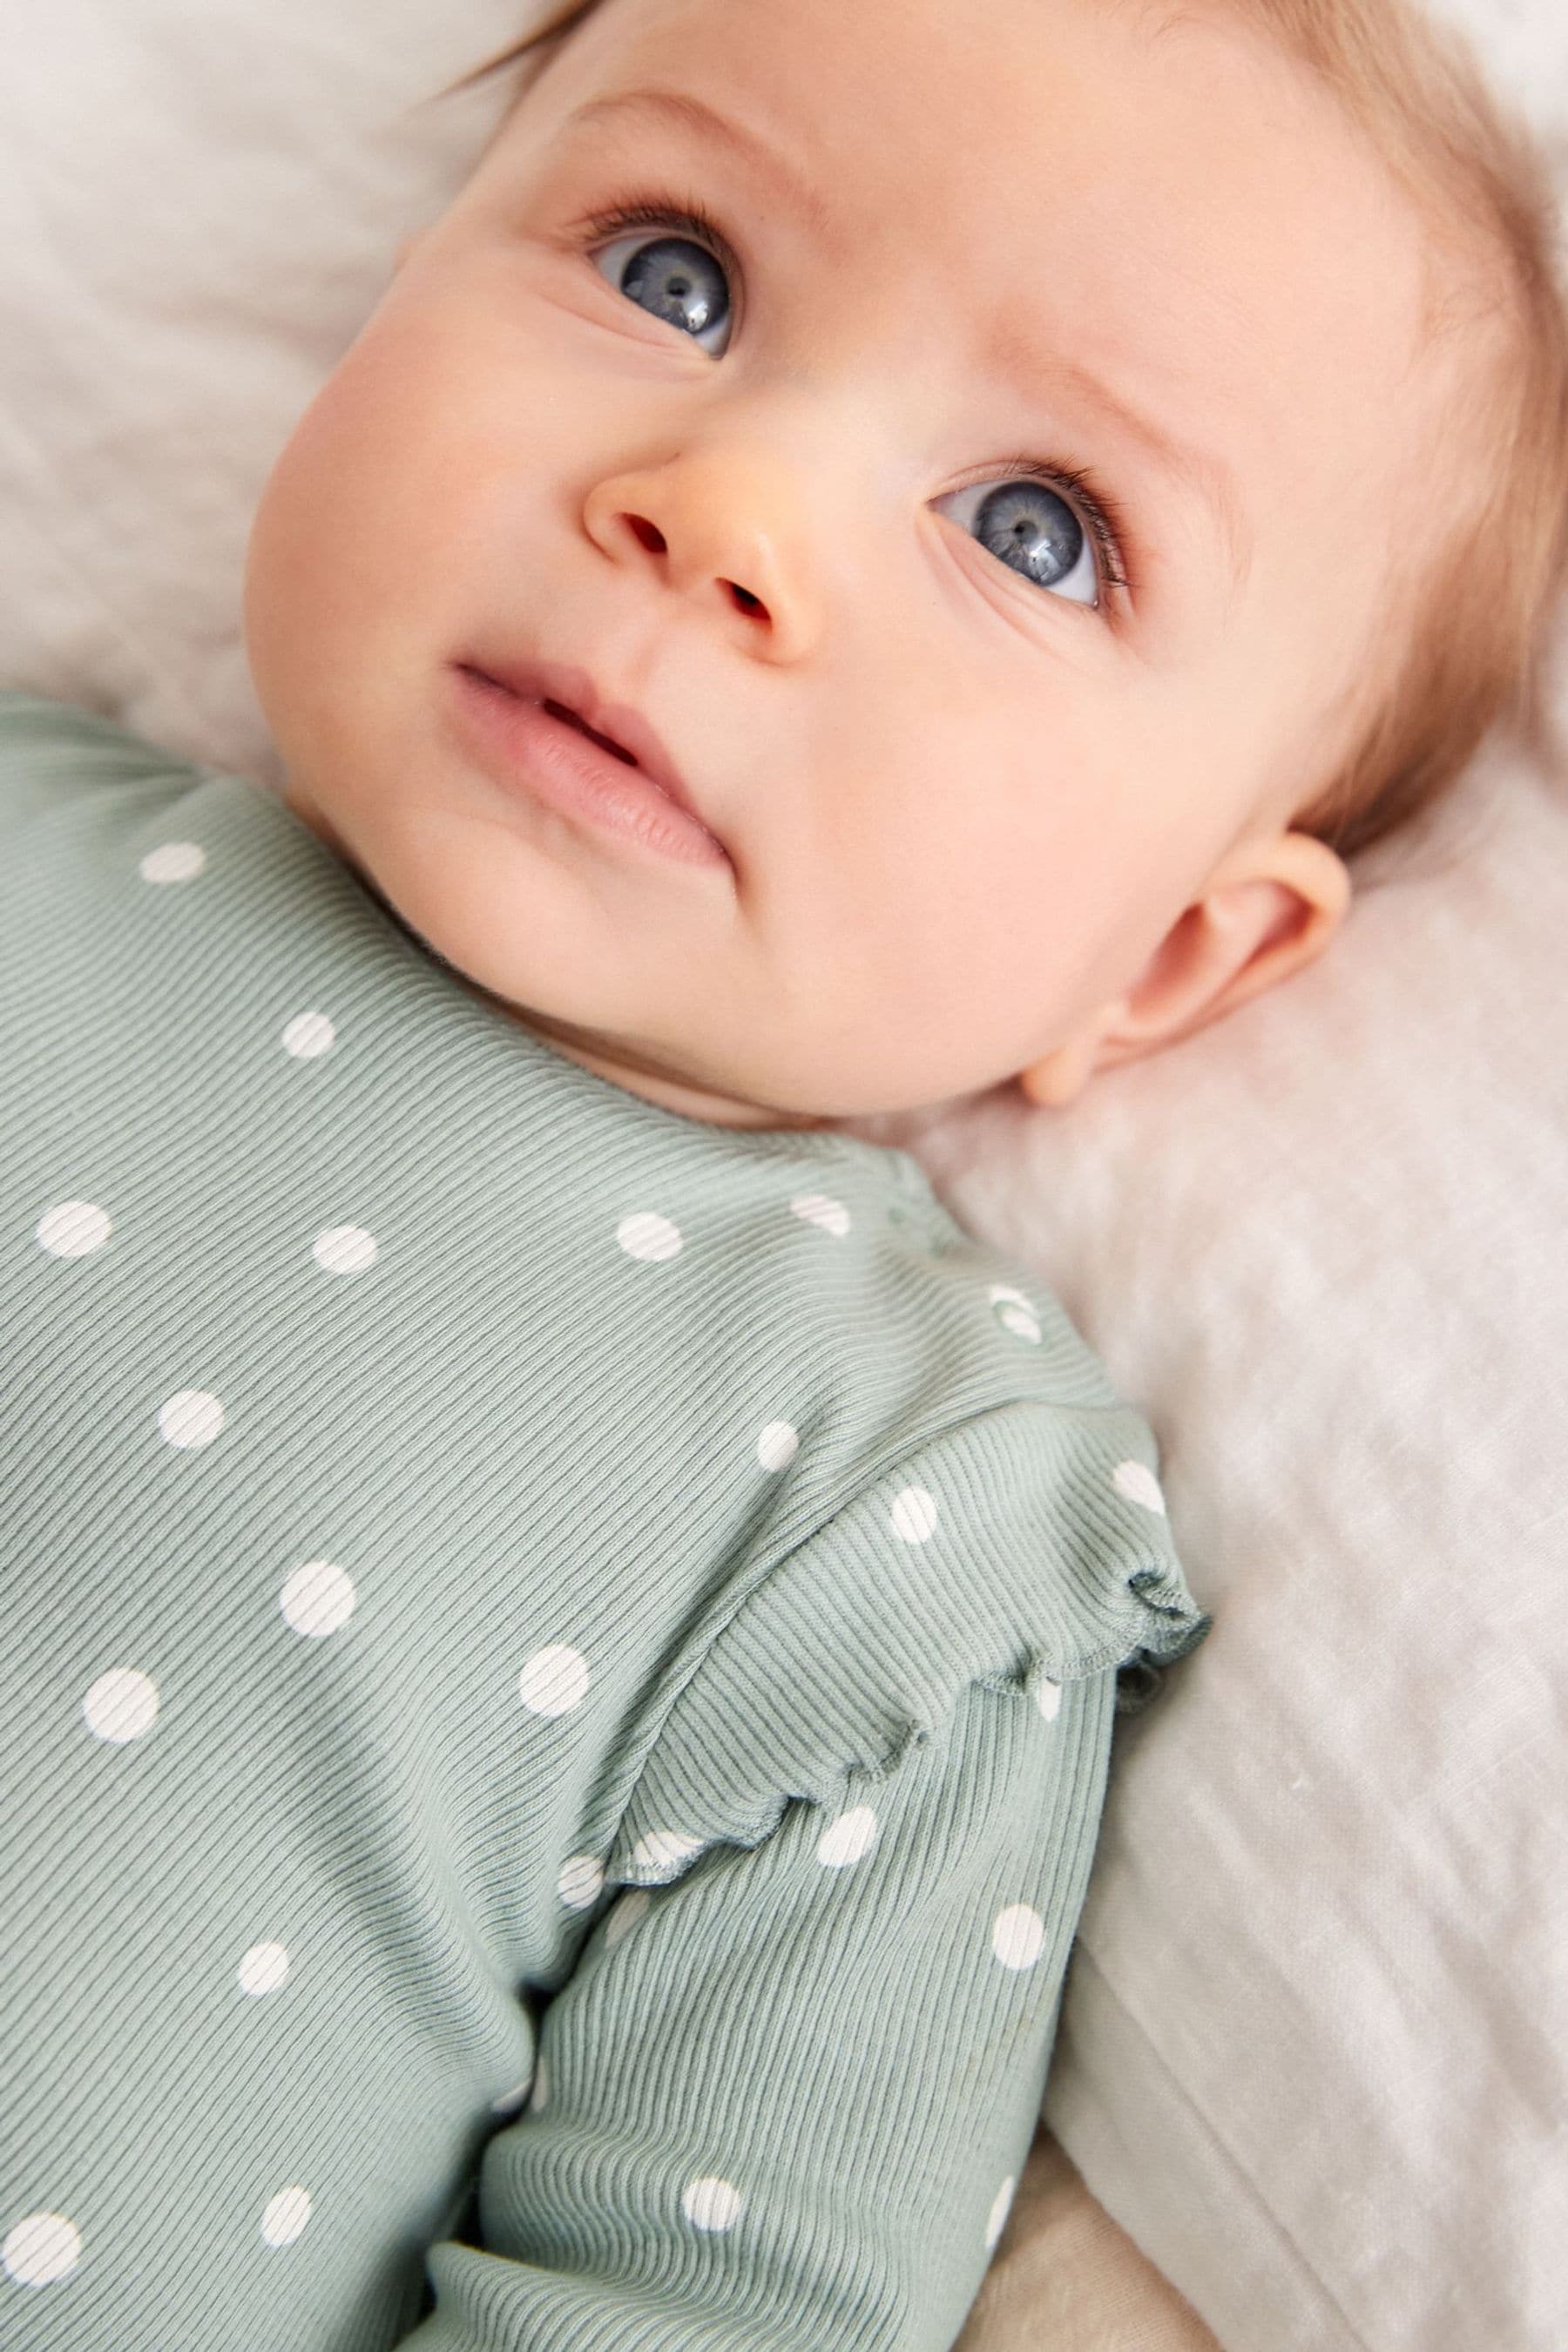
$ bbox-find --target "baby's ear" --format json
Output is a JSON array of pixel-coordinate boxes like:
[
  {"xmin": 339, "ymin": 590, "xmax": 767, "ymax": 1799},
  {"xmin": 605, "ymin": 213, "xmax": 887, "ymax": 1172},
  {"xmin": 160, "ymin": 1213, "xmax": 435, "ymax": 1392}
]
[{"xmin": 1018, "ymin": 830, "xmax": 1351, "ymax": 1108}]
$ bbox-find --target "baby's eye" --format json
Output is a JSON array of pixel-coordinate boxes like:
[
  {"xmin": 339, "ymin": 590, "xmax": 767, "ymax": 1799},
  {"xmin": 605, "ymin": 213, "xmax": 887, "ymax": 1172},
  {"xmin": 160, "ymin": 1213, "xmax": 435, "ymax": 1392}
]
[
  {"xmin": 591, "ymin": 220, "xmax": 734, "ymax": 357},
  {"xmin": 935, "ymin": 475, "xmax": 1101, "ymax": 607},
  {"xmin": 585, "ymin": 208, "xmax": 1123, "ymax": 610}
]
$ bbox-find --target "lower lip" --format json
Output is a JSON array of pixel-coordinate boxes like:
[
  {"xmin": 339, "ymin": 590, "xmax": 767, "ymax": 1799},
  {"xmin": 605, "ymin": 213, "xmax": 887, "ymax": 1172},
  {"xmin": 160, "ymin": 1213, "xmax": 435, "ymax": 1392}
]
[{"xmin": 448, "ymin": 665, "xmax": 730, "ymax": 872}]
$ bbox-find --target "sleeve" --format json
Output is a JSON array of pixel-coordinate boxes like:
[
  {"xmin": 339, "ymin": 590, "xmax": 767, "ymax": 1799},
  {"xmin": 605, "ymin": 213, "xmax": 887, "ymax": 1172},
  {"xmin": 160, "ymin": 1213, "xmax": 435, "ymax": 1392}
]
[{"xmin": 404, "ymin": 1402, "xmax": 1211, "ymax": 2352}]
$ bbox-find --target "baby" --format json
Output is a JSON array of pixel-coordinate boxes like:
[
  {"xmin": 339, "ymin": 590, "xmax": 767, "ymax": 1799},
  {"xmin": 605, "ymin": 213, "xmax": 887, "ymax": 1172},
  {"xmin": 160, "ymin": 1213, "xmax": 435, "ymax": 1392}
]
[{"xmin": 2, "ymin": 0, "xmax": 1565, "ymax": 2347}]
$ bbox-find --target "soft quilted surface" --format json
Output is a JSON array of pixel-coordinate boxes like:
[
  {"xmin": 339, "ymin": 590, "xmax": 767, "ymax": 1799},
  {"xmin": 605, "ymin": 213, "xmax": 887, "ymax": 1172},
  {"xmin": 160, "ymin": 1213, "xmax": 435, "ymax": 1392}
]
[{"xmin": 2, "ymin": 3, "xmax": 1566, "ymax": 2348}]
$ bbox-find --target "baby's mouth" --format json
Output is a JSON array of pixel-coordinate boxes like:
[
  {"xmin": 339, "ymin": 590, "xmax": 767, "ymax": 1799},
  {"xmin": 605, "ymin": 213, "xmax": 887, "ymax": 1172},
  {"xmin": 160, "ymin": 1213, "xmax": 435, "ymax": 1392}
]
[
  {"xmin": 537, "ymin": 698, "xmax": 639, "ymax": 767},
  {"xmin": 450, "ymin": 659, "xmax": 733, "ymax": 871},
  {"xmin": 456, "ymin": 655, "xmax": 715, "ymax": 841}
]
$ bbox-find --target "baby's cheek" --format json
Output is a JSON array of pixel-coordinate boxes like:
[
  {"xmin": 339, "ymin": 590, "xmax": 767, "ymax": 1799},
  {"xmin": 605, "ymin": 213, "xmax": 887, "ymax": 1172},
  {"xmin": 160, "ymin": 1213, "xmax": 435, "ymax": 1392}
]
[{"xmin": 247, "ymin": 351, "xmax": 470, "ymax": 739}]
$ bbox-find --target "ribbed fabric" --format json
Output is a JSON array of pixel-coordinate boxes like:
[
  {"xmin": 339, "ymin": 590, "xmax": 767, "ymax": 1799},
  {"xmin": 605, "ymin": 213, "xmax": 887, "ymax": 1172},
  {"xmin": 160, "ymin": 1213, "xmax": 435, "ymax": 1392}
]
[{"xmin": 0, "ymin": 691, "xmax": 1211, "ymax": 2351}]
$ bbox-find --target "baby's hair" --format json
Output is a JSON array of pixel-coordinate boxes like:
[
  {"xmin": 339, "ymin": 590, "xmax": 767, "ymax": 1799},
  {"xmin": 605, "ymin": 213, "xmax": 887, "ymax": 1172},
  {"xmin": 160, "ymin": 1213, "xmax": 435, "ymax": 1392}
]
[{"xmin": 435, "ymin": 0, "xmax": 1568, "ymax": 870}]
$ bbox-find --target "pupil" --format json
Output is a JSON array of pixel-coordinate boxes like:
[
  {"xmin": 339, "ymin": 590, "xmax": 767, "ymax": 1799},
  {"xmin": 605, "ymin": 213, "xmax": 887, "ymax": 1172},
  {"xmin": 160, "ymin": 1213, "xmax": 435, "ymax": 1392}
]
[{"xmin": 620, "ymin": 235, "xmax": 727, "ymax": 337}]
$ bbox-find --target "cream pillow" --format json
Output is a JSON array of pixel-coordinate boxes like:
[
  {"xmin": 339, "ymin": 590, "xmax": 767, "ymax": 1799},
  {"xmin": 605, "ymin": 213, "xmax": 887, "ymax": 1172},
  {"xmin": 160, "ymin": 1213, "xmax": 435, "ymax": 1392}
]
[{"xmin": 2, "ymin": 3, "xmax": 1565, "ymax": 2344}]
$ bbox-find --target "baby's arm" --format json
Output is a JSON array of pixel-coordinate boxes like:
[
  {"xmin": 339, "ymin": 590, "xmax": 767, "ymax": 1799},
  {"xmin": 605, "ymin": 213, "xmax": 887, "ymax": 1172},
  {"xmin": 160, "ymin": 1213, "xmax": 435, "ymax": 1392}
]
[
  {"xmin": 406, "ymin": 1664, "xmax": 1116, "ymax": 2351},
  {"xmin": 954, "ymin": 2129, "xmax": 1224, "ymax": 2352}
]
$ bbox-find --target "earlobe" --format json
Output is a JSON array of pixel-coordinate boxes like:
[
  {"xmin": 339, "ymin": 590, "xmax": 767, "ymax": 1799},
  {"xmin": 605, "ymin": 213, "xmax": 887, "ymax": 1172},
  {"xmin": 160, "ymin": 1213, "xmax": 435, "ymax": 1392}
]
[{"xmin": 1017, "ymin": 1029, "xmax": 1104, "ymax": 1108}]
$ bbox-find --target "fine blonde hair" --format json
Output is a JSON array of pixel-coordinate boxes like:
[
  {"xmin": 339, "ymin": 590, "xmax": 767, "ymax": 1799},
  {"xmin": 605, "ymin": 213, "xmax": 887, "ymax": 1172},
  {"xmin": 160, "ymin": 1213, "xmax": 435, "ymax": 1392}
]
[{"xmin": 436, "ymin": 0, "xmax": 1568, "ymax": 868}]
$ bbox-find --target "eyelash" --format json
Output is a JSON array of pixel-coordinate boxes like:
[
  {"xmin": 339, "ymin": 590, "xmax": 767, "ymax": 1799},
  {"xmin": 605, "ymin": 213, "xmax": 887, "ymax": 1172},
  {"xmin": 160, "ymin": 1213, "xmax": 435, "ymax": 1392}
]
[{"xmin": 576, "ymin": 191, "xmax": 1134, "ymax": 606}]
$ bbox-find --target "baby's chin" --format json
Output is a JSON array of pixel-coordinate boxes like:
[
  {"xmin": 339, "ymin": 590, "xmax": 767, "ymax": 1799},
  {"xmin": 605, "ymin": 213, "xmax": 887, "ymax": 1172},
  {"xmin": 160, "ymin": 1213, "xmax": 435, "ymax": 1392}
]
[{"xmin": 280, "ymin": 781, "xmax": 427, "ymax": 951}]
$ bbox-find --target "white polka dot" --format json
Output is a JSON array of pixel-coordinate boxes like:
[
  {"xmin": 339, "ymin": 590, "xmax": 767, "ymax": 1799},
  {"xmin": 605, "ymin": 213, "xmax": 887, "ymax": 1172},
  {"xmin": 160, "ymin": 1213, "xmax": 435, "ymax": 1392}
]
[
  {"xmin": 682, "ymin": 2176, "xmax": 743, "ymax": 2232},
  {"xmin": 259, "ymin": 2186, "xmax": 312, "ymax": 2247},
  {"xmin": 889, "ymin": 1486, "xmax": 939, "ymax": 1544},
  {"xmin": 817, "ymin": 1807, "xmax": 877, "ymax": 1868},
  {"xmin": 630, "ymin": 1829, "xmax": 703, "ymax": 1875},
  {"xmin": 3, "ymin": 2211, "xmax": 82, "ymax": 2286},
  {"xmin": 82, "ymin": 1667, "xmax": 159, "ymax": 1744},
  {"xmin": 518, "ymin": 1645, "xmax": 591, "ymax": 1717},
  {"xmin": 757, "ymin": 1421, "xmax": 800, "ymax": 1472},
  {"xmin": 985, "ymin": 2174, "xmax": 1017, "ymax": 2252},
  {"xmin": 530, "ymin": 2052, "xmax": 551, "ymax": 2111},
  {"xmin": 1034, "ymin": 1677, "xmax": 1063, "ymax": 1723},
  {"xmin": 139, "ymin": 841, "xmax": 206, "ymax": 884},
  {"xmin": 279, "ymin": 1560, "xmax": 356, "ymax": 1639},
  {"xmin": 604, "ymin": 1890, "xmax": 650, "ymax": 1950},
  {"xmin": 281, "ymin": 1012, "xmax": 336, "ymax": 1059},
  {"xmin": 617, "ymin": 1211, "xmax": 683, "ymax": 1262},
  {"xmin": 790, "ymin": 1192, "xmax": 851, "ymax": 1238},
  {"xmin": 992, "ymin": 1904, "xmax": 1047, "ymax": 1971},
  {"xmin": 989, "ymin": 1285, "xmax": 1042, "ymax": 1344},
  {"xmin": 237, "ymin": 1942, "xmax": 290, "ymax": 1997},
  {"xmin": 35, "ymin": 1201, "xmax": 112, "ymax": 1258},
  {"xmin": 491, "ymin": 2078, "xmax": 532, "ymax": 2117},
  {"xmin": 312, "ymin": 1226, "xmax": 376, "ymax": 1275},
  {"xmin": 558, "ymin": 1855, "xmax": 605, "ymax": 1911},
  {"xmin": 1112, "ymin": 1460, "xmax": 1167, "ymax": 1515},
  {"xmin": 158, "ymin": 1390, "xmax": 225, "ymax": 1449}
]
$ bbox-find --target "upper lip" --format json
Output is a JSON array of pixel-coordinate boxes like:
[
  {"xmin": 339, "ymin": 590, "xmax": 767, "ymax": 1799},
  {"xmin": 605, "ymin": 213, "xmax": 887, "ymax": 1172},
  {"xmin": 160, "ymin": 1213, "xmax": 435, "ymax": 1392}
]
[{"xmin": 460, "ymin": 653, "xmax": 720, "ymax": 846}]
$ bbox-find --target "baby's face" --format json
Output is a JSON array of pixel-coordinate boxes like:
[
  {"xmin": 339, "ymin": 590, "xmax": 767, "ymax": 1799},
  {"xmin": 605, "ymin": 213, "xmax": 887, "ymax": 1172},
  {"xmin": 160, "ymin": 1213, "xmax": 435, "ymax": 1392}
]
[{"xmin": 244, "ymin": 0, "xmax": 1439, "ymax": 1128}]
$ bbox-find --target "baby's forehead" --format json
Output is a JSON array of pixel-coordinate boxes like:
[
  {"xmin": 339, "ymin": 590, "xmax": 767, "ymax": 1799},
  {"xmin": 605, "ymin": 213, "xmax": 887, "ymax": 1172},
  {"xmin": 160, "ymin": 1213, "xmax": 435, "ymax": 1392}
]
[{"xmin": 531, "ymin": 0, "xmax": 1435, "ymax": 362}]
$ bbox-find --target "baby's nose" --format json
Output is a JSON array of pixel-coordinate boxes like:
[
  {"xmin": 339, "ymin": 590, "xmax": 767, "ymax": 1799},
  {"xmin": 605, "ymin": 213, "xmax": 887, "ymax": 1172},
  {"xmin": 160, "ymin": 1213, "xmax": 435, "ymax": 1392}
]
[
  {"xmin": 623, "ymin": 514, "xmax": 767, "ymax": 620},
  {"xmin": 584, "ymin": 449, "xmax": 823, "ymax": 659}
]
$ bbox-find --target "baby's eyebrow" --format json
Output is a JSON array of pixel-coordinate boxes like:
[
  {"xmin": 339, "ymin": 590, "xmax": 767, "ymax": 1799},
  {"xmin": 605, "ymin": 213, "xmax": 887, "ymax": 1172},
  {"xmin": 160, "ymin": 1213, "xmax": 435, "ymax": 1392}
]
[
  {"xmin": 558, "ymin": 87, "xmax": 838, "ymax": 246},
  {"xmin": 987, "ymin": 318, "xmax": 1254, "ymax": 592}
]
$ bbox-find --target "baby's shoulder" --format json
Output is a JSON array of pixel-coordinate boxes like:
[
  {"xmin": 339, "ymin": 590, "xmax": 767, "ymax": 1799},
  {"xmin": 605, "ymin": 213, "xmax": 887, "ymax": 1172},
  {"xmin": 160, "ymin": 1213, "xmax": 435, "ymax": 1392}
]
[
  {"xmin": 850, "ymin": 1155, "xmax": 1124, "ymax": 1408},
  {"xmin": 0, "ymin": 686, "xmax": 195, "ymax": 781},
  {"xmin": 598, "ymin": 1369, "xmax": 1208, "ymax": 1896},
  {"xmin": 751, "ymin": 1146, "xmax": 1130, "ymax": 1512},
  {"xmin": 685, "ymin": 1136, "xmax": 1204, "ymax": 1705},
  {"xmin": 599, "ymin": 1176, "xmax": 1207, "ymax": 1874},
  {"xmin": 0, "ymin": 688, "xmax": 217, "ymax": 862}
]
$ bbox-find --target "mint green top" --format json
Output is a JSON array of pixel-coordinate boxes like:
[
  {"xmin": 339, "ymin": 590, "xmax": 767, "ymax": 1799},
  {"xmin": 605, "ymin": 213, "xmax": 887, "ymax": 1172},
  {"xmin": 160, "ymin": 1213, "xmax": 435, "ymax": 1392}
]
[{"xmin": 0, "ymin": 690, "xmax": 1210, "ymax": 2351}]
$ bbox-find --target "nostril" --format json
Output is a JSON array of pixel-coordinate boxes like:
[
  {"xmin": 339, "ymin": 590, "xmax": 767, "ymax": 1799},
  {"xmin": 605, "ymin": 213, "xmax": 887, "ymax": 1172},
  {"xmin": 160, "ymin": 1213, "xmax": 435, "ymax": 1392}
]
[{"xmin": 618, "ymin": 512, "xmax": 765, "ymax": 618}]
